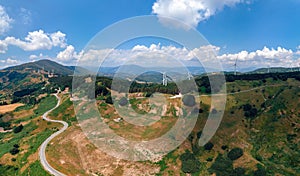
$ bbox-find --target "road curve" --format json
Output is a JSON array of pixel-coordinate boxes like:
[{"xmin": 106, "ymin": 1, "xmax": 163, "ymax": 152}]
[{"xmin": 39, "ymin": 93, "xmax": 68, "ymax": 176}]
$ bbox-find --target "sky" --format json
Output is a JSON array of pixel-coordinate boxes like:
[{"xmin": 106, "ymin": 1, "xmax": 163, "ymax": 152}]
[{"xmin": 0, "ymin": 0, "xmax": 300, "ymax": 71}]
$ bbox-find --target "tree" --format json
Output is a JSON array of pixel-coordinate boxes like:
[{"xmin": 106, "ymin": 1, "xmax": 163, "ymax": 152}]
[
  {"xmin": 13, "ymin": 125, "xmax": 23, "ymax": 133},
  {"xmin": 253, "ymin": 164, "xmax": 267, "ymax": 176},
  {"xmin": 196, "ymin": 131, "xmax": 202, "ymax": 138},
  {"xmin": 227, "ymin": 148, "xmax": 243, "ymax": 160},
  {"xmin": 209, "ymin": 155, "xmax": 234, "ymax": 176},
  {"xmin": 105, "ymin": 95, "xmax": 113, "ymax": 104},
  {"xmin": 204, "ymin": 142, "xmax": 214, "ymax": 150},
  {"xmin": 9, "ymin": 147, "xmax": 20, "ymax": 155},
  {"xmin": 233, "ymin": 167, "xmax": 246, "ymax": 175},
  {"xmin": 182, "ymin": 95, "xmax": 196, "ymax": 107},
  {"xmin": 243, "ymin": 104, "xmax": 252, "ymax": 111}
]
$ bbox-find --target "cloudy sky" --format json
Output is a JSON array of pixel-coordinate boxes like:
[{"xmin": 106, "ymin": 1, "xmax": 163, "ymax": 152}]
[{"xmin": 0, "ymin": 0, "xmax": 300, "ymax": 71}]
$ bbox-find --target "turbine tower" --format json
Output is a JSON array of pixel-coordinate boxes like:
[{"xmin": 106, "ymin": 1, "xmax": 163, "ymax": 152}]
[
  {"xmin": 233, "ymin": 58, "xmax": 238, "ymax": 75},
  {"xmin": 268, "ymin": 65, "xmax": 270, "ymax": 73},
  {"xmin": 187, "ymin": 72, "xmax": 193, "ymax": 80},
  {"xmin": 162, "ymin": 72, "xmax": 167, "ymax": 86}
]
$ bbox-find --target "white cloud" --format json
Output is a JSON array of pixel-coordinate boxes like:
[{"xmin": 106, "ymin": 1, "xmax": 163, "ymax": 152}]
[
  {"xmin": 50, "ymin": 31, "xmax": 67, "ymax": 48},
  {"xmin": 0, "ymin": 58, "xmax": 19, "ymax": 69},
  {"xmin": 29, "ymin": 53, "xmax": 51, "ymax": 60},
  {"xmin": 20, "ymin": 8, "xmax": 32, "ymax": 25},
  {"xmin": 0, "ymin": 30, "xmax": 67, "ymax": 53},
  {"xmin": 297, "ymin": 45, "xmax": 300, "ymax": 54},
  {"xmin": 152, "ymin": 0, "xmax": 247, "ymax": 29},
  {"xmin": 6, "ymin": 58, "xmax": 18, "ymax": 64},
  {"xmin": 79, "ymin": 44, "xmax": 219, "ymax": 67},
  {"xmin": 0, "ymin": 40, "xmax": 8, "ymax": 53},
  {"xmin": 0, "ymin": 5, "xmax": 13, "ymax": 35},
  {"xmin": 218, "ymin": 46, "xmax": 295, "ymax": 68},
  {"xmin": 56, "ymin": 45, "xmax": 82, "ymax": 62},
  {"xmin": 77, "ymin": 44, "xmax": 300, "ymax": 70}
]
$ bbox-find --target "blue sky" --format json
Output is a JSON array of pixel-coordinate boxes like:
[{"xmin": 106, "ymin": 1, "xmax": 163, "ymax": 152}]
[{"xmin": 0, "ymin": 0, "xmax": 300, "ymax": 70}]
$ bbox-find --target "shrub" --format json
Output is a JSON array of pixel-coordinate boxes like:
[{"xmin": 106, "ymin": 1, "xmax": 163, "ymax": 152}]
[
  {"xmin": 209, "ymin": 155, "xmax": 233, "ymax": 176},
  {"xmin": 221, "ymin": 145, "xmax": 228, "ymax": 150},
  {"xmin": 234, "ymin": 167, "xmax": 246, "ymax": 175},
  {"xmin": 204, "ymin": 142, "xmax": 214, "ymax": 150},
  {"xmin": 196, "ymin": 131, "xmax": 202, "ymax": 138},
  {"xmin": 180, "ymin": 150, "xmax": 201, "ymax": 173},
  {"xmin": 9, "ymin": 147, "xmax": 20, "ymax": 155},
  {"xmin": 13, "ymin": 125, "xmax": 23, "ymax": 133},
  {"xmin": 182, "ymin": 95, "xmax": 196, "ymax": 107},
  {"xmin": 253, "ymin": 164, "xmax": 267, "ymax": 176},
  {"xmin": 199, "ymin": 108, "xmax": 204, "ymax": 113},
  {"xmin": 243, "ymin": 104, "xmax": 252, "ymax": 111},
  {"xmin": 105, "ymin": 95, "xmax": 113, "ymax": 104},
  {"xmin": 145, "ymin": 92, "xmax": 152, "ymax": 97},
  {"xmin": 119, "ymin": 97, "xmax": 128, "ymax": 106},
  {"xmin": 227, "ymin": 148, "xmax": 243, "ymax": 160}
]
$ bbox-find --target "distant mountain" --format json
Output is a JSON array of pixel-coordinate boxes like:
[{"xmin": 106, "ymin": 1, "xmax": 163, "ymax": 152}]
[
  {"xmin": 3, "ymin": 59, "xmax": 74, "ymax": 75},
  {"xmin": 3, "ymin": 59, "xmax": 91, "ymax": 75},
  {"xmin": 250, "ymin": 67, "xmax": 300, "ymax": 74},
  {"xmin": 98, "ymin": 65, "xmax": 206, "ymax": 77}
]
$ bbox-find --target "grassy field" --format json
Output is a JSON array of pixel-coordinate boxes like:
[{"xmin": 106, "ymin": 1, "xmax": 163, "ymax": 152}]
[
  {"xmin": 2, "ymin": 77, "xmax": 300, "ymax": 175},
  {"xmin": 0, "ymin": 95, "xmax": 61, "ymax": 175},
  {"xmin": 45, "ymin": 78, "xmax": 300, "ymax": 175}
]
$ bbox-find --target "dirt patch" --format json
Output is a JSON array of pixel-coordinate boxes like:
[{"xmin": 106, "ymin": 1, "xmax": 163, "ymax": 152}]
[
  {"xmin": 0, "ymin": 103, "xmax": 24, "ymax": 114},
  {"xmin": 46, "ymin": 126, "xmax": 160, "ymax": 176}
]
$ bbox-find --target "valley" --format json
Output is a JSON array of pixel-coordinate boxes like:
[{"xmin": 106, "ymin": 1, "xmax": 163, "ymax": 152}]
[{"xmin": 0, "ymin": 60, "xmax": 299, "ymax": 176}]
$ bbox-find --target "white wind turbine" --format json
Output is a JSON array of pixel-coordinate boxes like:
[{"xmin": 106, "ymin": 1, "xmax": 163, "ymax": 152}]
[{"xmin": 233, "ymin": 58, "xmax": 238, "ymax": 75}]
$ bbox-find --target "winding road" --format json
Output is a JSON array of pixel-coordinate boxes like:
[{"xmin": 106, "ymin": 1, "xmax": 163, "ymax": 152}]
[{"xmin": 39, "ymin": 93, "xmax": 68, "ymax": 176}]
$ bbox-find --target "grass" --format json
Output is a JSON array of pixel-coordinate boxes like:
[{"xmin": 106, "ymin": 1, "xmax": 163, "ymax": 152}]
[
  {"xmin": 20, "ymin": 161, "xmax": 51, "ymax": 176},
  {"xmin": 0, "ymin": 94, "xmax": 62, "ymax": 175},
  {"xmin": 34, "ymin": 95, "xmax": 57, "ymax": 116},
  {"xmin": 49, "ymin": 96, "xmax": 76, "ymax": 125},
  {"xmin": 14, "ymin": 104, "xmax": 34, "ymax": 112},
  {"xmin": 49, "ymin": 97, "xmax": 72, "ymax": 118},
  {"xmin": 0, "ymin": 122, "xmax": 38, "ymax": 158},
  {"xmin": 20, "ymin": 128, "xmax": 54, "ymax": 163}
]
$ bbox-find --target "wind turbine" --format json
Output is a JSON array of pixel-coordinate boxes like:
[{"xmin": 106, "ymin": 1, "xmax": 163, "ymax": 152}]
[
  {"xmin": 162, "ymin": 72, "xmax": 167, "ymax": 86},
  {"xmin": 187, "ymin": 72, "xmax": 193, "ymax": 80},
  {"xmin": 268, "ymin": 65, "xmax": 270, "ymax": 73},
  {"xmin": 233, "ymin": 58, "xmax": 238, "ymax": 75}
]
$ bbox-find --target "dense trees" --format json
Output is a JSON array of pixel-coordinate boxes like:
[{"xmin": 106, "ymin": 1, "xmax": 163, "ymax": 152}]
[
  {"xmin": 180, "ymin": 150, "xmax": 201, "ymax": 173},
  {"xmin": 209, "ymin": 155, "xmax": 234, "ymax": 175},
  {"xmin": 242, "ymin": 104, "xmax": 258, "ymax": 120}
]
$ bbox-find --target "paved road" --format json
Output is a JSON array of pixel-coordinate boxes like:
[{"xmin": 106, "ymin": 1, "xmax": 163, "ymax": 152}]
[{"xmin": 39, "ymin": 93, "xmax": 68, "ymax": 176}]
